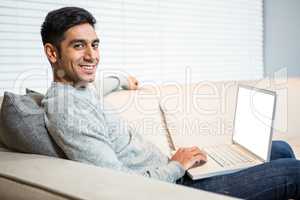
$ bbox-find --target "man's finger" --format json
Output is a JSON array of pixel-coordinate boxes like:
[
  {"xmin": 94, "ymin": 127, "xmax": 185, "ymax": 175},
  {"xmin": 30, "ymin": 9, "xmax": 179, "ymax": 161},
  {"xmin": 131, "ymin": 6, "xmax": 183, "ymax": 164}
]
[
  {"xmin": 189, "ymin": 154, "xmax": 207, "ymax": 169},
  {"xmin": 193, "ymin": 153, "xmax": 207, "ymax": 162}
]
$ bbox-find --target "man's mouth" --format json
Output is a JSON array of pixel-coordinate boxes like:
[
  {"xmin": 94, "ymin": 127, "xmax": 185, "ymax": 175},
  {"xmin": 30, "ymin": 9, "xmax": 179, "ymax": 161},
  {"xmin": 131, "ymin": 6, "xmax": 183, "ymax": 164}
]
[{"xmin": 79, "ymin": 64, "xmax": 96, "ymax": 73}]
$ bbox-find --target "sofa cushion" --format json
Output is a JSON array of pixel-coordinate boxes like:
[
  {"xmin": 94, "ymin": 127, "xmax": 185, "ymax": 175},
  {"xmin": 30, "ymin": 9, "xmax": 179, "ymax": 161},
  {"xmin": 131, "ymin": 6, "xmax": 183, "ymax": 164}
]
[
  {"xmin": 0, "ymin": 91, "xmax": 64, "ymax": 157},
  {"xmin": 0, "ymin": 176, "xmax": 70, "ymax": 200},
  {"xmin": 0, "ymin": 151, "xmax": 233, "ymax": 200}
]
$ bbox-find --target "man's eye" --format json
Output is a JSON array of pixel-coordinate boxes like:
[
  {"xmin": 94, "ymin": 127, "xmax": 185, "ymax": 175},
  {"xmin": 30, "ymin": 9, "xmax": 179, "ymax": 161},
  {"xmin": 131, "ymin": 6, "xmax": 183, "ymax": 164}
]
[
  {"xmin": 93, "ymin": 43, "xmax": 99, "ymax": 49},
  {"xmin": 74, "ymin": 43, "xmax": 84, "ymax": 49}
]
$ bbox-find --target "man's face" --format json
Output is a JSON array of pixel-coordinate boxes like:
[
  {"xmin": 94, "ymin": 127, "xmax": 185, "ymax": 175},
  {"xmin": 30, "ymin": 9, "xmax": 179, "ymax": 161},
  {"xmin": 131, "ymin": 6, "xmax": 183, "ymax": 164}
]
[{"xmin": 54, "ymin": 23, "xmax": 99, "ymax": 85}]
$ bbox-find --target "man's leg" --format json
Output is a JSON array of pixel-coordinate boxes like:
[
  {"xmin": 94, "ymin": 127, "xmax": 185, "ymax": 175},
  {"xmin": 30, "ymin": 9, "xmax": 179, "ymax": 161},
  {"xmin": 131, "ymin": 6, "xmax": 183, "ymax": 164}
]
[
  {"xmin": 180, "ymin": 159, "xmax": 300, "ymax": 200},
  {"xmin": 177, "ymin": 141, "xmax": 299, "ymax": 199},
  {"xmin": 271, "ymin": 140, "xmax": 296, "ymax": 160}
]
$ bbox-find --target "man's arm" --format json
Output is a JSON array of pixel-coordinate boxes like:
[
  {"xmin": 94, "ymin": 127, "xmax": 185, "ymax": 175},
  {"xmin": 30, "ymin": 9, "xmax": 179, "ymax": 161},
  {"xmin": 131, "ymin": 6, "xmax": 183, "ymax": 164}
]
[
  {"xmin": 93, "ymin": 75, "xmax": 128, "ymax": 97},
  {"xmin": 93, "ymin": 75, "xmax": 139, "ymax": 97}
]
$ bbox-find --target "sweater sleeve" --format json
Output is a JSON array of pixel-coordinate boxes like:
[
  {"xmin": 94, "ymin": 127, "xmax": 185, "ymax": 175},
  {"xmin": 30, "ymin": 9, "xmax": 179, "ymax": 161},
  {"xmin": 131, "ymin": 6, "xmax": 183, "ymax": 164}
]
[
  {"xmin": 93, "ymin": 75, "xmax": 129, "ymax": 97},
  {"xmin": 44, "ymin": 92, "xmax": 185, "ymax": 183}
]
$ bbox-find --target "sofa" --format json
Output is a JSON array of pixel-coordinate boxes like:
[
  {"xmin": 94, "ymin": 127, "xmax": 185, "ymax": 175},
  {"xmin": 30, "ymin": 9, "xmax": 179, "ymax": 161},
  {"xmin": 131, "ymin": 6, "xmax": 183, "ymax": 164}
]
[{"xmin": 0, "ymin": 77, "xmax": 299, "ymax": 200}]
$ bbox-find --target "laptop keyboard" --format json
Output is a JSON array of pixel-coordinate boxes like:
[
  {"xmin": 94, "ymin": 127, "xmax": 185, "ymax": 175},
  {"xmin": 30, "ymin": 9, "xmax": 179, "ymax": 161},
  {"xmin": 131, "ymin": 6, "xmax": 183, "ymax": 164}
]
[{"xmin": 204, "ymin": 145, "xmax": 256, "ymax": 167}]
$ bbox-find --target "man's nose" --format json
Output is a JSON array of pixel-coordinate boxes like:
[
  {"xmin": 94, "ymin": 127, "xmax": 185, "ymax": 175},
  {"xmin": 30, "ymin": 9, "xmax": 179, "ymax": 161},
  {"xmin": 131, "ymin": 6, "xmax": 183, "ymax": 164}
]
[{"xmin": 84, "ymin": 46, "xmax": 98, "ymax": 62}]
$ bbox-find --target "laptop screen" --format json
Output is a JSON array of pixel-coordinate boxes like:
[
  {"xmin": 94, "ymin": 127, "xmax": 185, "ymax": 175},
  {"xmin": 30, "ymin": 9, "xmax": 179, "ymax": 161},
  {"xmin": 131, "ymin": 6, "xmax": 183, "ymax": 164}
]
[{"xmin": 233, "ymin": 86, "xmax": 276, "ymax": 161}]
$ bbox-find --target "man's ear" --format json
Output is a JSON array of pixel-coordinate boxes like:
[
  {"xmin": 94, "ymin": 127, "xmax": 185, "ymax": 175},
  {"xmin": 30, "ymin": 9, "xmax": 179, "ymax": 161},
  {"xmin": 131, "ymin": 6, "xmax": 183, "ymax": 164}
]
[{"xmin": 44, "ymin": 43, "xmax": 58, "ymax": 64}]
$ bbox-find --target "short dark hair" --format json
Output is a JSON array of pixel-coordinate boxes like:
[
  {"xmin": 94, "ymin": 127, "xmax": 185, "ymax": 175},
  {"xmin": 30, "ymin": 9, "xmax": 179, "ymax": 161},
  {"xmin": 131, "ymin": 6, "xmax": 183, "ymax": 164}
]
[{"xmin": 41, "ymin": 7, "xmax": 96, "ymax": 49}]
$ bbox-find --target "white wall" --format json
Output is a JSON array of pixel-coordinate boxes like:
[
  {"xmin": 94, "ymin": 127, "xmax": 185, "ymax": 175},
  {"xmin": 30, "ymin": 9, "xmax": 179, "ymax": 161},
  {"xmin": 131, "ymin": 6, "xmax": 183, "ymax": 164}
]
[{"xmin": 264, "ymin": 0, "xmax": 300, "ymax": 78}]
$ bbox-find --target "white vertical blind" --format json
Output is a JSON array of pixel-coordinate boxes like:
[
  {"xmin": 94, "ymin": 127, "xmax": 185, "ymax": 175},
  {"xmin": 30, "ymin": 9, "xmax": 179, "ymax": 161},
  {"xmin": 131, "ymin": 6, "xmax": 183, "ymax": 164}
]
[{"xmin": 0, "ymin": 0, "xmax": 263, "ymax": 95}]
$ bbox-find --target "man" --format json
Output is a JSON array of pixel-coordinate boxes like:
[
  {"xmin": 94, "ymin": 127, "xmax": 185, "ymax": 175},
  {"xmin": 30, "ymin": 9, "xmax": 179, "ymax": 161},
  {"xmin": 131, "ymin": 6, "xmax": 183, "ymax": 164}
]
[{"xmin": 41, "ymin": 7, "xmax": 300, "ymax": 199}]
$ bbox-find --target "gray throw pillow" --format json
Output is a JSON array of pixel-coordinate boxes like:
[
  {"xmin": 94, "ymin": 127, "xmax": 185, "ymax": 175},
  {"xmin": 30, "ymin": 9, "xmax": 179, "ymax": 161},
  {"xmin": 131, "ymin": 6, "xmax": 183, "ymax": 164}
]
[
  {"xmin": 26, "ymin": 88, "xmax": 44, "ymax": 107},
  {"xmin": 0, "ymin": 91, "xmax": 65, "ymax": 157}
]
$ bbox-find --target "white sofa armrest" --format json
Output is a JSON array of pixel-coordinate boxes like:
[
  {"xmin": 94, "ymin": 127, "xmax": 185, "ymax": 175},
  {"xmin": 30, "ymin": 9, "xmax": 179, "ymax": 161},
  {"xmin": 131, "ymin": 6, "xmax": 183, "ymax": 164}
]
[{"xmin": 0, "ymin": 151, "xmax": 237, "ymax": 200}]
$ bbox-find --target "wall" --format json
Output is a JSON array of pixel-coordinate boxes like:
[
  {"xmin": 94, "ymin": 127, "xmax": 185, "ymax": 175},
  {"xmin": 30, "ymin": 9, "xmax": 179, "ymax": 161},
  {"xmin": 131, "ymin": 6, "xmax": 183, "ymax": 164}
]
[{"xmin": 264, "ymin": 0, "xmax": 300, "ymax": 78}]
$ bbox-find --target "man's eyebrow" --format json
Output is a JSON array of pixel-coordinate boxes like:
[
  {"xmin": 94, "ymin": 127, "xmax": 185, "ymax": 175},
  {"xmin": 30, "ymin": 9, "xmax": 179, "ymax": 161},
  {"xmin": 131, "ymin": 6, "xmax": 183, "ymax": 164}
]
[
  {"xmin": 69, "ymin": 39, "xmax": 86, "ymax": 45},
  {"xmin": 68, "ymin": 38, "xmax": 99, "ymax": 45},
  {"xmin": 93, "ymin": 38, "xmax": 100, "ymax": 43}
]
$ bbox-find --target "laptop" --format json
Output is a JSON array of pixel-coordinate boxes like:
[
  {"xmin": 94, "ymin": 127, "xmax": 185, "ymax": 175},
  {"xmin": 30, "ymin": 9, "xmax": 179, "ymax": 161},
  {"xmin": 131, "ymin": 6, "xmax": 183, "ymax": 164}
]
[{"xmin": 187, "ymin": 85, "xmax": 276, "ymax": 180}]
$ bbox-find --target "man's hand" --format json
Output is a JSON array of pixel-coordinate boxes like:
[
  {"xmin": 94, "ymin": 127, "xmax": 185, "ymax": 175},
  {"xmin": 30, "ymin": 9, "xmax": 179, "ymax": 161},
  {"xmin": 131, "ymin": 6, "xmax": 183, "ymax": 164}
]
[
  {"xmin": 170, "ymin": 146, "xmax": 207, "ymax": 170},
  {"xmin": 127, "ymin": 76, "xmax": 139, "ymax": 90}
]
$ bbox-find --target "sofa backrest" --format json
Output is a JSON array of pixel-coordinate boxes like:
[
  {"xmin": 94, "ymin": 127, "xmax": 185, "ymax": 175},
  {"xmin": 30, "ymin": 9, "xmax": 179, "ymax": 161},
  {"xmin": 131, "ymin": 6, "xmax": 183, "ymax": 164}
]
[{"xmin": 103, "ymin": 89, "xmax": 173, "ymax": 156}]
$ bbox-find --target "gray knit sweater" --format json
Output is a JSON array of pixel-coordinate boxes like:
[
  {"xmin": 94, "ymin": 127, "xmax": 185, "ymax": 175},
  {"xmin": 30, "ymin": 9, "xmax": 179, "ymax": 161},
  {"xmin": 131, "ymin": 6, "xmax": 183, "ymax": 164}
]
[{"xmin": 42, "ymin": 76, "xmax": 185, "ymax": 183}]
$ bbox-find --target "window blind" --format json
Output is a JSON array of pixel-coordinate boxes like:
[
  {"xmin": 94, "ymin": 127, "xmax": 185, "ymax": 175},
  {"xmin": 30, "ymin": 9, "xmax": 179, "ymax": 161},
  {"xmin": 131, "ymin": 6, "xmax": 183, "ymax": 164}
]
[{"xmin": 0, "ymin": 0, "xmax": 263, "ymax": 95}]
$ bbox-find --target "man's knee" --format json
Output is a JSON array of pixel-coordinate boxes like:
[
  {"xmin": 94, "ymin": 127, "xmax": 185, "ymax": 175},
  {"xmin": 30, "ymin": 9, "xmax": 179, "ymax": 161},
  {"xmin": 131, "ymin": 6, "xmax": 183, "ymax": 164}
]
[{"xmin": 271, "ymin": 140, "xmax": 295, "ymax": 160}]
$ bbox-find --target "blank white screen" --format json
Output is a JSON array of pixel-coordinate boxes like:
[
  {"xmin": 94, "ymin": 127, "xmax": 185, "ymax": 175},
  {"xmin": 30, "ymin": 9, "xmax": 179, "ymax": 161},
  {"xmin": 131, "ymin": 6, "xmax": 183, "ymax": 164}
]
[{"xmin": 233, "ymin": 87, "xmax": 275, "ymax": 161}]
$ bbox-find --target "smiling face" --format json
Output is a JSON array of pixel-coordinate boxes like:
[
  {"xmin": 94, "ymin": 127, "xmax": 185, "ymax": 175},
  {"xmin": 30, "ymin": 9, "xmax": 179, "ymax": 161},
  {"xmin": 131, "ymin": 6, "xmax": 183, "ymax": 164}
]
[{"xmin": 45, "ymin": 23, "xmax": 99, "ymax": 86}]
